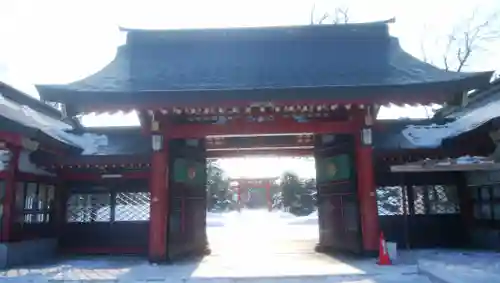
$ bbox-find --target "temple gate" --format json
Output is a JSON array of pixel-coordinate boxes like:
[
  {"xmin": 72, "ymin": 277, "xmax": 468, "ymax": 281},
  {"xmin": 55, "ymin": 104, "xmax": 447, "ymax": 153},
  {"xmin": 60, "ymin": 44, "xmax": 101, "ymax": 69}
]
[
  {"xmin": 28, "ymin": 21, "xmax": 492, "ymax": 262},
  {"xmin": 230, "ymin": 177, "xmax": 276, "ymax": 211}
]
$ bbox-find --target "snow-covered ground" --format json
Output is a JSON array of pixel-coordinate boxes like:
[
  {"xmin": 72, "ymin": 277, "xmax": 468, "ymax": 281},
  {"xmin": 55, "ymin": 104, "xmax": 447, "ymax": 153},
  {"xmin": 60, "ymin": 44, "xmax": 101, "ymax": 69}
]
[
  {"xmin": 415, "ymin": 250, "xmax": 500, "ymax": 283},
  {"xmin": 0, "ymin": 210, "xmax": 496, "ymax": 282}
]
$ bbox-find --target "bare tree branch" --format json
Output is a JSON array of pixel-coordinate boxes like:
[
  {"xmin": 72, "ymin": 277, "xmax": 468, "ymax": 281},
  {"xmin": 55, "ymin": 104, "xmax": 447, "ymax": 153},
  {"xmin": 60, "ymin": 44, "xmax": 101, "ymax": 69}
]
[
  {"xmin": 318, "ymin": 13, "xmax": 330, "ymax": 24},
  {"xmin": 438, "ymin": 9, "xmax": 500, "ymax": 72},
  {"xmin": 310, "ymin": 3, "xmax": 329, "ymax": 25},
  {"xmin": 310, "ymin": 4, "xmax": 315, "ymax": 25},
  {"xmin": 332, "ymin": 7, "xmax": 349, "ymax": 24},
  {"xmin": 310, "ymin": 4, "xmax": 350, "ymax": 25}
]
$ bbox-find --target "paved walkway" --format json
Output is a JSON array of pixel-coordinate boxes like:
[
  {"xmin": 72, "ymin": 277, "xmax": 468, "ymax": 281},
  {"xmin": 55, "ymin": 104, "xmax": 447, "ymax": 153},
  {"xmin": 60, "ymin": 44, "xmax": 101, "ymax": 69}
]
[{"xmin": 0, "ymin": 210, "xmax": 432, "ymax": 282}]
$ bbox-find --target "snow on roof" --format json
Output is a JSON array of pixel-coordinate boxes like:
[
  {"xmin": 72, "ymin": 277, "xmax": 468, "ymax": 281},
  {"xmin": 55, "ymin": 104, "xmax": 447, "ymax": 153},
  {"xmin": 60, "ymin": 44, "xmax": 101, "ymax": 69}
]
[
  {"xmin": 46, "ymin": 130, "xmax": 108, "ymax": 155},
  {"xmin": 402, "ymin": 99, "xmax": 500, "ymax": 147},
  {"xmin": 391, "ymin": 155, "xmax": 499, "ymax": 172},
  {"xmin": 0, "ymin": 91, "xmax": 108, "ymax": 154},
  {"xmin": 0, "ymin": 91, "xmax": 71, "ymax": 131}
]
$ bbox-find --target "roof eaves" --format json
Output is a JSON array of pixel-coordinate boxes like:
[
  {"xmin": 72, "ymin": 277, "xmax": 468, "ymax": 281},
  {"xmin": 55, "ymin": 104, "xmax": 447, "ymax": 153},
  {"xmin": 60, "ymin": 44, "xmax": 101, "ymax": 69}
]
[{"xmin": 0, "ymin": 81, "xmax": 63, "ymax": 119}]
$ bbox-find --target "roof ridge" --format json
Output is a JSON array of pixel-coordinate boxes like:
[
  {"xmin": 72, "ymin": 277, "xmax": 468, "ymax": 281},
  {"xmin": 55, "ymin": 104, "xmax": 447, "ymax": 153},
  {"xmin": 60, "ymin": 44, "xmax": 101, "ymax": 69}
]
[{"xmin": 119, "ymin": 19, "xmax": 395, "ymax": 33}]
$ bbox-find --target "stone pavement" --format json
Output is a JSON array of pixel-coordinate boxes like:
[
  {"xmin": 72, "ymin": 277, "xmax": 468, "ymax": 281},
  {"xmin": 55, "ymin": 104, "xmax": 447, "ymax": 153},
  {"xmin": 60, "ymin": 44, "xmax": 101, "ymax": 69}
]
[
  {"xmin": 414, "ymin": 250, "xmax": 500, "ymax": 283},
  {"xmin": 0, "ymin": 256, "xmax": 430, "ymax": 283},
  {"xmin": 0, "ymin": 211, "xmax": 487, "ymax": 282}
]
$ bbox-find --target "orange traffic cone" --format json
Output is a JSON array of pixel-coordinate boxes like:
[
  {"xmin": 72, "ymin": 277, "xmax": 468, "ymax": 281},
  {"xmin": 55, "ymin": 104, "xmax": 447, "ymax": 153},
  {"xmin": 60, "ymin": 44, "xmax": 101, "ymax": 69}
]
[{"xmin": 377, "ymin": 232, "xmax": 392, "ymax": 265}]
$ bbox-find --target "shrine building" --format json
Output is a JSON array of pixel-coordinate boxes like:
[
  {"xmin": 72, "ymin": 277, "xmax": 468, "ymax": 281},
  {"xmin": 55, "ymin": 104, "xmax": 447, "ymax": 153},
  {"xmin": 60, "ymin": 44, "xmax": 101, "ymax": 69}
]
[{"xmin": 0, "ymin": 20, "xmax": 495, "ymax": 266}]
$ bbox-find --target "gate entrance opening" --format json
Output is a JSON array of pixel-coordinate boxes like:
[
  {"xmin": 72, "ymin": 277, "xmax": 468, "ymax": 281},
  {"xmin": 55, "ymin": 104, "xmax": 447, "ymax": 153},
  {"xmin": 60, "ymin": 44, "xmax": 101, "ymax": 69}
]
[{"xmin": 207, "ymin": 155, "xmax": 318, "ymax": 256}]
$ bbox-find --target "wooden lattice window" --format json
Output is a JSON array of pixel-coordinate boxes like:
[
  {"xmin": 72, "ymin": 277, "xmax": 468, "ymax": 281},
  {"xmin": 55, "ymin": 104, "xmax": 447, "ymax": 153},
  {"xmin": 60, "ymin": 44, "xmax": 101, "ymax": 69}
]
[
  {"xmin": 376, "ymin": 186, "xmax": 408, "ymax": 216},
  {"xmin": 18, "ymin": 182, "xmax": 55, "ymax": 224},
  {"xmin": 67, "ymin": 193, "xmax": 111, "ymax": 223},
  {"xmin": 471, "ymin": 185, "xmax": 500, "ymax": 223},
  {"xmin": 66, "ymin": 190, "xmax": 150, "ymax": 223},
  {"xmin": 114, "ymin": 192, "xmax": 150, "ymax": 222},
  {"xmin": 377, "ymin": 185, "xmax": 459, "ymax": 216}
]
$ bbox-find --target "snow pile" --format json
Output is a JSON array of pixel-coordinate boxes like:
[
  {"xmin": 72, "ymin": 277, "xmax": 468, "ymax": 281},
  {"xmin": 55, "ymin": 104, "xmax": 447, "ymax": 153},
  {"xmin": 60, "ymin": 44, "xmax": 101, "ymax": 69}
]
[
  {"xmin": 402, "ymin": 99, "xmax": 500, "ymax": 147},
  {"xmin": 206, "ymin": 211, "xmax": 239, "ymax": 227},
  {"xmin": 206, "ymin": 218, "xmax": 226, "ymax": 227},
  {"xmin": 401, "ymin": 124, "xmax": 451, "ymax": 148},
  {"xmin": 0, "ymin": 150, "xmax": 10, "ymax": 171},
  {"xmin": 418, "ymin": 251, "xmax": 500, "ymax": 283},
  {"xmin": 276, "ymin": 211, "xmax": 297, "ymax": 219},
  {"xmin": 412, "ymin": 155, "xmax": 493, "ymax": 167},
  {"xmin": 206, "ymin": 212, "xmax": 225, "ymax": 218},
  {"xmin": 47, "ymin": 129, "xmax": 109, "ymax": 155},
  {"xmin": 287, "ymin": 210, "xmax": 319, "ymax": 225},
  {"xmin": 455, "ymin": 155, "xmax": 492, "ymax": 164}
]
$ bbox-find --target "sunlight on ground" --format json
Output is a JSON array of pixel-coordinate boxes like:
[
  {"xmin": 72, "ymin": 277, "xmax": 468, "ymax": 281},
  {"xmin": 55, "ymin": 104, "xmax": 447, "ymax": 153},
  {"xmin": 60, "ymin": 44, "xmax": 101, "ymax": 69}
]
[{"xmin": 196, "ymin": 209, "xmax": 370, "ymax": 278}]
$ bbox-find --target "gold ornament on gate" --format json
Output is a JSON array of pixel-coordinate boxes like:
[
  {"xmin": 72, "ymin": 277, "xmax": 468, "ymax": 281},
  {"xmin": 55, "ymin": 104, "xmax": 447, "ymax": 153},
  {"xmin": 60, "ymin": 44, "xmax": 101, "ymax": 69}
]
[{"xmin": 326, "ymin": 162, "xmax": 337, "ymax": 177}]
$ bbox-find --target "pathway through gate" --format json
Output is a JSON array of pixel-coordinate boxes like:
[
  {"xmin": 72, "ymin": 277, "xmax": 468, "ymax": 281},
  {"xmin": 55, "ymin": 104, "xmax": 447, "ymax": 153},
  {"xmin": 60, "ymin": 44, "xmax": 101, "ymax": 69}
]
[
  {"xmin": 207, "ymin": 209, "xmax": 318, "ymax": 256},
  {"xmin": 198, "ymin": 209, "xmax": 360, "ymax": 278}
]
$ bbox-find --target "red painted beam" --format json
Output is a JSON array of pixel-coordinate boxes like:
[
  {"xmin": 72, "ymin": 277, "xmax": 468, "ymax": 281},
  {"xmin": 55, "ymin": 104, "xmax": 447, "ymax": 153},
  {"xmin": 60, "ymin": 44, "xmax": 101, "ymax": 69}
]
[
  {"xmin": 171, "ymin": 120, "xmax": 358, "ymax": 138},
  {"xmin": 16, "ymin": 172, "xmax": 59, "ymax": 183},
  {"xmin": 60, "ymin": 171, "xmax": 149, "ymax": 181},
  {"xmin": 207, "ymin": 148, "xmax": 313, "ymax": 158},
  {"xmin": 1, "ymin": 147, "xmax": 20, "ymax": 242},
  {"xmin": 0, "ymin": 132, "xmax": 22, "ymax": 147},
  {"xmin": 79, "ymin": 96, "xmax": 447, "ymax": 113},
  {"xmin": 206, "ymin": 135, "xmax": 314, "ymax": 150},
  {"xmin": 207, "ymin": 143, "xmax": 314, "ymax": 150},
  {"xmin": 38, "ymin": 155, "xmax": 151, "ymax": 167}
]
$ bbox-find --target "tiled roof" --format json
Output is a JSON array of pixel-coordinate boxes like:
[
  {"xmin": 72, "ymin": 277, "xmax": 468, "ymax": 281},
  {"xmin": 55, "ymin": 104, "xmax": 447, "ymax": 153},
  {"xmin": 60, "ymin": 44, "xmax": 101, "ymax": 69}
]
[{"xmin": 36, "ymin": 22, "xmax": 493, "ymax": 108}]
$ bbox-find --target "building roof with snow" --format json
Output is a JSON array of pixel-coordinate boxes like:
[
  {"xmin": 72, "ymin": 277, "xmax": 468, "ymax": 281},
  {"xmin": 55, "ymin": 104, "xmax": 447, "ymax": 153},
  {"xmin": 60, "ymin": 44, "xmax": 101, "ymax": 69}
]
[
  {"xmin": 373, "ymin": 119, "xmax": 452, "ymax": 151},
  {"xmin": 434, "ymin": 78, "xmax": 500, "ymax": 119},
  {"xmin": 68, "ymin": 126, "xmax": 150, "ymax": 156},
  {"xmin": 0, "ymin": 81, "xmax": 81, "ymax": 128},
  {"xmin": 0, "ymin": 82, "xmax": 82, "ymax": 153},
  {"xmin": 30, "ymin": 126, "xmax": 151, "ymax": 167},
  {"xmin": 399, "ymin": 80, "xmax": 500, "ymax": 154},
  {"xmin": 35, "ymin": 21, "xmax": 493, "ymax": 114}
]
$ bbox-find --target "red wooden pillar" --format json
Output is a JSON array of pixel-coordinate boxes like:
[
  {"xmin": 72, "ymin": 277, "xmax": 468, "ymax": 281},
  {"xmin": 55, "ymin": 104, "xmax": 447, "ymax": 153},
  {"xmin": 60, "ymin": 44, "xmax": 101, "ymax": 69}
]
[
  {"xmin": 1, "ymin": 147, "xmax": 20, "ymax": 242},
  {"xmin": 355, "ymin": 132, "xmax": 379, "ymax": 252},
  {"xmin": 148, "ymin": 135, "xmax": 169, "ymax": 262}
]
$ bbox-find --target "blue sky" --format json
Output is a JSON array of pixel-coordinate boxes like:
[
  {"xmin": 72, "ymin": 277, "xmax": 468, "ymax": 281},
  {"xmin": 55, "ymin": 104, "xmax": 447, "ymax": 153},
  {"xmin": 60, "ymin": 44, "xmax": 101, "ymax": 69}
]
[{"xmin": 0, "ymin": 0, "xmax": 498, "ymax": 177}]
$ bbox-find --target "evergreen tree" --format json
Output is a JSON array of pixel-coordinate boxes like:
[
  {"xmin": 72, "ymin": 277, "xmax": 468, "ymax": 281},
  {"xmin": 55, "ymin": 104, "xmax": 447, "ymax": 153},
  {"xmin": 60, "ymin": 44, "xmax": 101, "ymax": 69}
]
[{"xmin": 206, "ymin": 160, "xmax": 230, "ymax": 211}]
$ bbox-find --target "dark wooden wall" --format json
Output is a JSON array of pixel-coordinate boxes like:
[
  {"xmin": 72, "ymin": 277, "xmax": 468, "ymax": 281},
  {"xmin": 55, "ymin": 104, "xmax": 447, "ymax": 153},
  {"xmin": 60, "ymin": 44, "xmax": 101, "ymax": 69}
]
[
  {"xmin": 60, "ymin": 179, "xmax": 149, "ymax": 254},
  {"xmin": 376, "ymin": 171, "xmax": 468, "ymax": 249}
]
